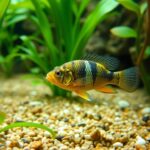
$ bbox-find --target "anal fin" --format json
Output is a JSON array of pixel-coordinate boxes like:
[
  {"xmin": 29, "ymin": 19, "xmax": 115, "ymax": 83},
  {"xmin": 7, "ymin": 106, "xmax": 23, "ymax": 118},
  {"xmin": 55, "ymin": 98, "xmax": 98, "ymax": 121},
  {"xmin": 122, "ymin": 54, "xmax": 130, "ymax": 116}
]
[{"xmin": 75, "ymin": 90, "xmax": 92, "ymax": 101}]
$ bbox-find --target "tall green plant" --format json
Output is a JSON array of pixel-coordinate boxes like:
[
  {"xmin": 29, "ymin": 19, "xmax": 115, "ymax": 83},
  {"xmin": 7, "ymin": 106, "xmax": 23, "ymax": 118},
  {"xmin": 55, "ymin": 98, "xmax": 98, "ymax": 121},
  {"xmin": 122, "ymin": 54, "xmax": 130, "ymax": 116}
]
[
  {"xmin": 0, "ymin": 0, "xmax": 10, "ymax": 26},
  {"xmin": 20, "ymin": 0, "xmax": 119, "ymax": 96},
  {"xmin": 0, "ymin": 1, "xmax": 32, "ymax": 77}
]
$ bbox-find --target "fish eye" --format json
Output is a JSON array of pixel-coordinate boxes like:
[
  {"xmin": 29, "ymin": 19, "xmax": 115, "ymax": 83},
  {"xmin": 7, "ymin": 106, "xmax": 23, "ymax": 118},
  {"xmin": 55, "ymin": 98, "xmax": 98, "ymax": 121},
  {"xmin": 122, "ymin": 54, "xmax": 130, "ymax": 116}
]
[{"xmin": 55, "ymin": 70, "xmax": 62, "ymax": 77}]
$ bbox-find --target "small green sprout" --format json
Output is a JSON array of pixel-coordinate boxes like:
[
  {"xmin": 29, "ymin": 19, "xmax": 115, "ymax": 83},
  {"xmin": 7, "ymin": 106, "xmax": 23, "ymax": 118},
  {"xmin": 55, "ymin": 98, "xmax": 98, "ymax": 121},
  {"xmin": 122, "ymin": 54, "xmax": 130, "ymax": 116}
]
[
  {"xmin": 0, "ymin": 122, "xmax": 57, "ymax": 138},
  {"xmin": 0, "ymin": 112, "xmax": 56, "ymax": 138}
]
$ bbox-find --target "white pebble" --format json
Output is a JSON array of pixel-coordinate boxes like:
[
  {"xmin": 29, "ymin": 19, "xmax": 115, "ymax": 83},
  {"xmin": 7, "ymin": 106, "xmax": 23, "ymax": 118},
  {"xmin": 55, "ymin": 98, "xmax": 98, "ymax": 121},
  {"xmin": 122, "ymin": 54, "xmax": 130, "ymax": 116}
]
[
  {"xmin": 44, "ymin": 131, "xmax": 50, "ymax": 137},
  {"xmin": 74, "ymin": 128, "xmax": 83, "ymax": 133},
  {"xmin": 30, "ymin": 90, "xmax": 37, "ymax": 96},
  {"xmin": 84, "ymin": 134, "xmax": 91, "ymax": 140},
  {"xmin": 113, "ymin": 142, "xmax": 123, "ymax": 147},
  {"xmin": 29, "ymin": 101, "xmax": 43, "ymax": 106},
  {"xmin": 18, "ymin": 141, "xmax": 24, "ymax": 148},
  {"xmin": 142, "ymin": 107, "xmax": 150, "ymax": 114},
  {"xmin": 74, "ymin": 134, "xmax": 81, "ymax": 143},
  {"xmin": 74, "ymin": 106, "xmax": 81, "ymax": 112},
  {"xmin": 59, "ymin": 145, "xmax": 68, "ymax": 150},
  {"xmin": 136, "ymin": 136, "xmax": 146, "ymax": 145},
  {"xmin": 118, "ymin": 100, "xmax": 129, "ymax": 109},
  {"xmin": 81, "ymin": 141, "xmax": 93, "ymax": 149},
  {"xmin": 63, "ymin": 109, "xmax": 70, "ymax": 115},
  {"xmin": 75, "ymin": 146, "xmax": 81, "ymax": 150},
  {"xmin": 115, "ymin": 117, "xmax": 121, "ymax": 122},
  {"xmin": 5, "ymin": 141, "xmax": 11, "ymax": 146}
]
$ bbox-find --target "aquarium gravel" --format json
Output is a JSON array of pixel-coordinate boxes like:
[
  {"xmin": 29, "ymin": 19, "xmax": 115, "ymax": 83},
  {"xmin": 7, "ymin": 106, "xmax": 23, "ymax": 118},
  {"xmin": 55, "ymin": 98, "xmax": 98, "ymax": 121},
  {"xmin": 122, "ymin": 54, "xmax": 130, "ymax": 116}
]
[{"xmin": 0, "ymin": 75, "xmax": 150, "ymax": 150}]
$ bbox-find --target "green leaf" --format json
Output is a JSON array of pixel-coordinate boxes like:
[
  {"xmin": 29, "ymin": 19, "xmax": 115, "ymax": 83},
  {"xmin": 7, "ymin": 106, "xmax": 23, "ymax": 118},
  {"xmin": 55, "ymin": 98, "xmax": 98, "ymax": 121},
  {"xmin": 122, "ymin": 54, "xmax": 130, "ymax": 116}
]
[
  {"xmin": 0, "ymin": 56, "xmax": 4, "ymax": 63},
  {"xmin": 145, "ymin": 46, "xmax": 150, "ymax": 58},
  {"xmin": 0, "ymin": 122, "xmax": 56, "ymax": 138},
  {"xmin": 0, "ymin": 112, "xmax": 6, "ymax": 124},
  {"xmin": 47, "ymin": 0, "xmax": 74, "ymax": 59},
  {"xmin": 20, "ymin": 36, "xmax": 49, "ymax": 73},
  {"xmin": 111, "ymin": 26, "xmax": 137, "ymax": 38},
  {"xmin": 30, "ymin": 0, "xmax": 58, "ymax": 65},
  {"xmin": 10, "ymin": 0, "xmax": 34, "ymax": 11},
  {"xmin": 117, "ymin": 0, "xmax": 140, "ymax": 16},
  {"xmin": 71, "ymin": 0, "xmax": 119, "ymax": 60},
  {"xmin": 140, "ymin": 2, "xmax": 147, "ymax": 15},
  {"xmin": 0, "ymin": 0, "xmax": 10, "ymax": 23}
]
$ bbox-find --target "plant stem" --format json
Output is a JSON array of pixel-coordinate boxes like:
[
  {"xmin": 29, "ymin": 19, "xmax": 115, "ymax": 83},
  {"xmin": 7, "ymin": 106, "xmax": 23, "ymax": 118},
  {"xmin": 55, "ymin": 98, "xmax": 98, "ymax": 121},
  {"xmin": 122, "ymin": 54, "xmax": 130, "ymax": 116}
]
[
  {"xmin": 136, "ymin": 0, "xmax": 150, "ymax": 65},
  {"xmin": 135, "ymin": 16, "xmax": 142, "ymax": 54}
]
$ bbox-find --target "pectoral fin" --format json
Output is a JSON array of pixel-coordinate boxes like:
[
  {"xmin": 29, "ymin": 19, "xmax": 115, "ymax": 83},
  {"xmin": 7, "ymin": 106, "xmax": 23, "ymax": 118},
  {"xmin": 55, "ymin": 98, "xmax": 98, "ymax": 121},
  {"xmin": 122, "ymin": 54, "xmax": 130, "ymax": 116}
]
[
  {"xmin": 95, "ymin": 86, "xmax": 116, "ymax": 93},
  {"xmin": 75, "ymin": 90, "xmax": 91, "ymax": 101}
]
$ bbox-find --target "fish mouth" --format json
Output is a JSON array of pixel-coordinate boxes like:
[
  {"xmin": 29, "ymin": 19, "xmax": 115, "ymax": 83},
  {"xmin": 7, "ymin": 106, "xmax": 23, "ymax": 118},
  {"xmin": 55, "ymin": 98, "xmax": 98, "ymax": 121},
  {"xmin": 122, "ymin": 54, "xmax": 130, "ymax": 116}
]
[{"xmin": 46, "ymin": 72, "xmax": 55, "ymax": 84}]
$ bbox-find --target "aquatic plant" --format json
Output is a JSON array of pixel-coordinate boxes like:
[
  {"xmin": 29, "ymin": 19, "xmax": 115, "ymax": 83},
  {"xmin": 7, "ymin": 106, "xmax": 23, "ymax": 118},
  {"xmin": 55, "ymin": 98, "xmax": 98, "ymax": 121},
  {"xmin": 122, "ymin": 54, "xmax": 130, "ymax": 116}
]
[
  {"xmin": 0, "ymin": 122, "xmax": 56, "ymax": 138},
  {"xmin": 0, "ymin": 0, "xmax": 10, "ymax": 26},
  {"xmin": 0, "ymin": 0, "xmax": 30, "ymax": 77},
  {"xmin": 20, "ymin": 0, "xmax": 119, "ymax": 96},
  {"xmin": 111, "ymin": 0, "xmax": 150, "ymax": 93},
  {"xmin": 0, "ymin": 112, "xmax": 56, "ymax": 138},
  {"xmin": 0, "ymin": 0, "xmax": 13, "ymax": 77}
]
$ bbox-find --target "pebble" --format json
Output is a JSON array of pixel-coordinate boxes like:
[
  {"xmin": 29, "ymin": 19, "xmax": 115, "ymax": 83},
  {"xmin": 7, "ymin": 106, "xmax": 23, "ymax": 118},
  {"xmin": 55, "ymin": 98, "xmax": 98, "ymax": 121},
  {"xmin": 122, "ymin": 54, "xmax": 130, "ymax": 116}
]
[
  {"xmin": 29, "ymin": 101, "xmax": 43, "ymax": 106},
  {"xmin": 84, "ymin": 134, "xmax": 91, "ymax": 140},
  {"xmin": 113, "ymin": 142, "xmax": 123, "ymax": 147},
  {"xmin": 63, "ymin": 118, "xmax": 69, "ymax": 122},
  {"xmin": 142, "ymin": 107, "xmax": 150, "ymax": 114},
  {"xmin": 9, "ymin": 140, "xmax": 19, "ymax": 148},
  {"xmin": 74, "ymin": 106, "xmax": 81, "ymax": 112},
  {"xmin": 115, "ymin": 117, "xmax": 121, "ymax": 122},
  {"xmin": 44, "ymin": 131, "xmax": 51, "ymax": 137},
  {"xmin": 118, "ymin": 100, "xmax": 129, "ymax": 109},
  {"xmin": 74, "ymin": 134, "xmax": 81, "ymax": 144},
  {"xmin": 30, "ymin": 91, "xmax": 37, "ymax": 96},
  {"xmin": 0, "ymin": 144, "xmax": 5, "ymax": 148},
  {"xmin": 63, "ymin": 109, "xmax": 70, "ymax": 115},
  {"xmin": 59, "ymin": 144, "xmax": 68, "ymax": 150},
  {"xmin": 94, "ymin": 114, "xmax": 102, "ymax": 120},
  {"xmin": 75, "ymin": 146, "xmax": 81, "ymax": 150},
  {"xmin": 81, "ymin": 141, "xmax": 93, "ymax": 149},
  {"xmin": 30, "ymin": 141, "xmax": 42, "ymax": 149},
  {"xmin": 56, "ymin": 135, "xmax": 64, "ymax": 141},
  {"xmin": 78, "ymin": 123, "xmax": 86, "ymax": 127},
  {"xmin": 136, "ymin": 136, "xmax": 146, "ymax": 145},
  {"xmin": 21, "ymin": 138, "xmax": 30, "ymax": 143},
  {"xmin": 142, "ymin": 115, "xmax": 150, "ymax": 122},
  {"xmin": 5, "ymin": 141, "xmax": 11, "ymax": 147},
  {"xmin": 90, "ymin": 129, "xmax": 100, "ymax": 141}
]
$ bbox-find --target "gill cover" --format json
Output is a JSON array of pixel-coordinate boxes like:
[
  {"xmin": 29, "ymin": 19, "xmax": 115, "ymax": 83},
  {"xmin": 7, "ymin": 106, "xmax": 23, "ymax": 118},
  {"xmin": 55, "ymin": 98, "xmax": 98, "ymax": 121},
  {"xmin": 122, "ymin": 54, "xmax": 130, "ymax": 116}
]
[{"xmin": 62, "ymin": 70, "xmax": 74, "ymax": 86}]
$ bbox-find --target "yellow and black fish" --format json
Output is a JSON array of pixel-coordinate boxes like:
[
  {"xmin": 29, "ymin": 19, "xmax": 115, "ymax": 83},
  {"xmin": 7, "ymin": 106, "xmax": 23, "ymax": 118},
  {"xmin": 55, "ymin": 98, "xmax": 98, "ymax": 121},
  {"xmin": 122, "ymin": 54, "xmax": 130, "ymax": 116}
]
[{"xmin": 46, "ymin": 55, "xmax": 139, "ymax": 101}]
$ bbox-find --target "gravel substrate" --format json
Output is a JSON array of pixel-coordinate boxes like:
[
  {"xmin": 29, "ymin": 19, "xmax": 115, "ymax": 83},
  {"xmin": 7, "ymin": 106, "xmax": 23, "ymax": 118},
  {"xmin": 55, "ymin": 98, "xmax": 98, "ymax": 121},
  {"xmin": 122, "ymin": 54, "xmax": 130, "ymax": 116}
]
[{"xmin": 0, "ymin": 75, "xmax": 150, "ymax": 150}]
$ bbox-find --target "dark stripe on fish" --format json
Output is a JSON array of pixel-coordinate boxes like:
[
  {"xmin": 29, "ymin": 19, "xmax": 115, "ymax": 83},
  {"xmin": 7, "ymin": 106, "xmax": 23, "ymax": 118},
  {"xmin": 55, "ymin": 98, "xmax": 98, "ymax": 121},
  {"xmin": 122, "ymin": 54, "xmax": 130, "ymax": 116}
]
[
  {"xmin": 101, "ymin": 70, "xmax": 114, "ymax": 81},
  {"xmin": 78, "ymin": 61, "xmax": 86, "ymax": 79},
  {"xmin": 89, "ymin": 61, "xmax": 97, "ymax": 85},
  {"xmin": 107, "ymin": 71, "xmax": 114, "ymax": 81},
  {"xmin": 71, "ymin": 61, "xmax": 76, "ymax": 80}
]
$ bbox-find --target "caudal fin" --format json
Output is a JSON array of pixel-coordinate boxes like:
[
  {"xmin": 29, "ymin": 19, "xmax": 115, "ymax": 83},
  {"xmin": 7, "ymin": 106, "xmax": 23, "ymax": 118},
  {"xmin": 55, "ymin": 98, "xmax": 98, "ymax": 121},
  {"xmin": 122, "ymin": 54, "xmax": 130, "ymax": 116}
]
[{"xmin": 117, "ymin": 67, "xmax": 139, "ymax": 92}]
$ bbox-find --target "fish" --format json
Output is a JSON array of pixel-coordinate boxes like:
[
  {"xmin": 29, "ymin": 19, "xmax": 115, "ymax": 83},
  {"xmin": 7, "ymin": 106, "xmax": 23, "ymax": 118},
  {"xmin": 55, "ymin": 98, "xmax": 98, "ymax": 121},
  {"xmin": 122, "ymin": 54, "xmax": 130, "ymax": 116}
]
[{"xmin": 46, "ymin": 55, "xmax": 139, "ymax": 101}]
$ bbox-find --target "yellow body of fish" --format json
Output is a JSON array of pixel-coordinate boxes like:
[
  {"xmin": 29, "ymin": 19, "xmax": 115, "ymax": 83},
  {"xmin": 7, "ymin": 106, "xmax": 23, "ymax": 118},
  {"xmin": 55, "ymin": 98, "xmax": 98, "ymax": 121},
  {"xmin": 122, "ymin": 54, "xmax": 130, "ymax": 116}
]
[{"xmin": 46, "ymin": 55, "xmax": 139, "ymax": 101}]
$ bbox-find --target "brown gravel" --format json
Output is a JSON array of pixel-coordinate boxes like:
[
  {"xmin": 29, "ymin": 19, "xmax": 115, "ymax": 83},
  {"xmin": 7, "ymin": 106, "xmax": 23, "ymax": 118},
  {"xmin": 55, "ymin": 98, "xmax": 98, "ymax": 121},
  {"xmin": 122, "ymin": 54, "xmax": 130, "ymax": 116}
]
[{"xmin": 0, "ymin": 75, "xmax": 150, "ymax": 150}]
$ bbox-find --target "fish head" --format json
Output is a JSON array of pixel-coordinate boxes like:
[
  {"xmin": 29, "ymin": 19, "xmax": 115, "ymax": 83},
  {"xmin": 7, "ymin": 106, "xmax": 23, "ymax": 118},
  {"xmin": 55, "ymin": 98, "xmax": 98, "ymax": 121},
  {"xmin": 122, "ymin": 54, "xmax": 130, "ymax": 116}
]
[{"xmin": 46, "ymin": 64, "xmax": 74, "ymax": 90}]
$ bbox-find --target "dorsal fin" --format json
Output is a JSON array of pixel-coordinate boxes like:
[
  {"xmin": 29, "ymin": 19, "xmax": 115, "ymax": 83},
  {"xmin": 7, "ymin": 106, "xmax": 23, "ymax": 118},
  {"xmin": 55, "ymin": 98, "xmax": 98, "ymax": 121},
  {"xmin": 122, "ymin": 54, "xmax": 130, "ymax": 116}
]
[{"xmin": 81, "ymin": 54, "xmax": 120, "ymax": 71}]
